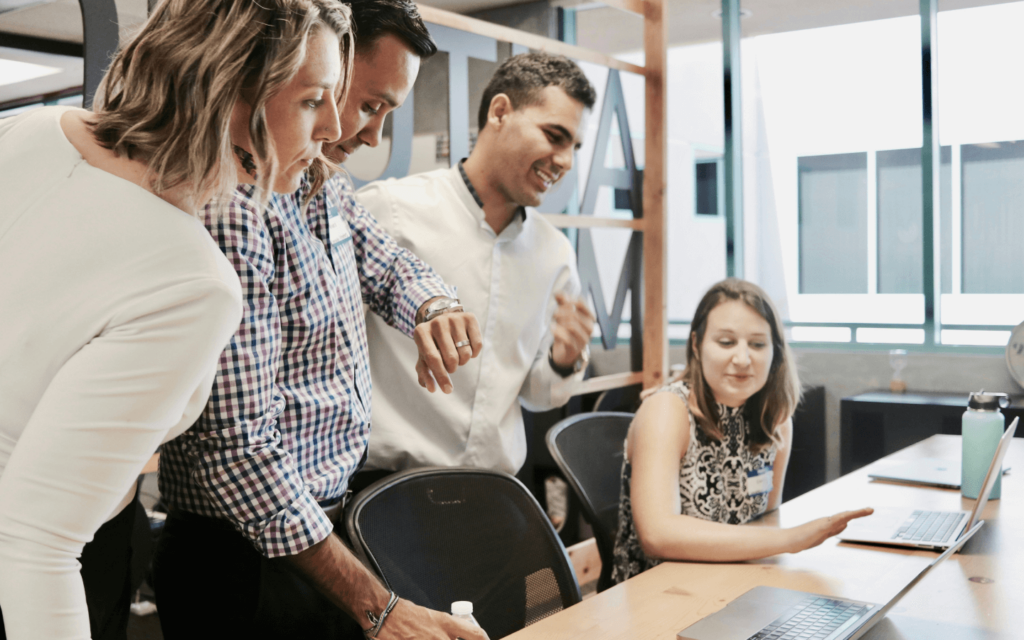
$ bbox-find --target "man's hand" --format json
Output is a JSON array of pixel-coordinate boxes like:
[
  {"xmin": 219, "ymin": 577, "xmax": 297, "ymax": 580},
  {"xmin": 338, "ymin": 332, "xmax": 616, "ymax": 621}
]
[
  {"xmin": 550, "ymin": 293, "xmax": 595, "ymax": 369},
  {"xmin": 378, "ymin": 599, "xmax": 489, "ymax": 640},
  {"xmin": 279, "ymin": 534, "xmax": 489, "ymax": 640},
  {"xmin": 413, "ymin": 309, "xmax": 482, "ymax": 394}
]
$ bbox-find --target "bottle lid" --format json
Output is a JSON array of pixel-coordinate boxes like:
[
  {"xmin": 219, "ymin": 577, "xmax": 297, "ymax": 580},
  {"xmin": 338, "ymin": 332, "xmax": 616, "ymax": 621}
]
[
  {"xmin": 968, "ymin": 391, "xmax": 1010, "ymax": 411},
  {"xmin": 451, "ymin": 601, "xmax": 473, "ymax": 616}
]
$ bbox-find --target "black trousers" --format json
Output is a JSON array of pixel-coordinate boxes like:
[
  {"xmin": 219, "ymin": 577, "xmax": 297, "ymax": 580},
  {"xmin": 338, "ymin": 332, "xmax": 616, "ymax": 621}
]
[
  {"xmin": 153, "ymin": 510, "xmax": 364, "ymax": 640},
  {"xmin": 0, "ymin": 497, "xmax": 138, "ymax": 640}
]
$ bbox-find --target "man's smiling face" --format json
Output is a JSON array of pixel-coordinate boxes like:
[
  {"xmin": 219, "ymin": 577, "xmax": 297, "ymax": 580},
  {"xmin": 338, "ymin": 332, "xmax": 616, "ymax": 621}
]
[{"xmin": 489, "ymin": 85, "xmax": 587, "ymax": 208}]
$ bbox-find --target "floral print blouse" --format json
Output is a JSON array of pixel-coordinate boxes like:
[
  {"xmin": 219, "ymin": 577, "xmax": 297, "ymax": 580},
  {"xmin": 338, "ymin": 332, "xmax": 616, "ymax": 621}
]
[{"xmin": 610, "ymin": 381, "xmax": 777, "ymax": 584}]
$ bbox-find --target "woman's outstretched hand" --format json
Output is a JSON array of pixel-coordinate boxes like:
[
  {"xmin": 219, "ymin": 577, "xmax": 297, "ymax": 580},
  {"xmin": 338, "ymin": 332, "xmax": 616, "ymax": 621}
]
[{"xmin": 788, "ymin": 508, "xmax": 874, "ymax": 553}]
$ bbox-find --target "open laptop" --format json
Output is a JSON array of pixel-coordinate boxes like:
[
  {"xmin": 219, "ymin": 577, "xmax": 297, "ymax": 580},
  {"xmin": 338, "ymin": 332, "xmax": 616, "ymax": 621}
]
[
  {"xmin": 677, "ymin": 520, "xmax": 982, "ymax": 640},
  {"xmin": 838, "ymin": 416, "xmax": 1016, "ymax": 551}
]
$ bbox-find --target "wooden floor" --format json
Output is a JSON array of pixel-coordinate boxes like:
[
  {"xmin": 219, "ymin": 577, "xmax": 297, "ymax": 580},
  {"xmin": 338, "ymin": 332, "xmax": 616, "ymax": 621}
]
[{"xmin": 127, "ymin": 611, "xmax": 162, "ymax": 640}]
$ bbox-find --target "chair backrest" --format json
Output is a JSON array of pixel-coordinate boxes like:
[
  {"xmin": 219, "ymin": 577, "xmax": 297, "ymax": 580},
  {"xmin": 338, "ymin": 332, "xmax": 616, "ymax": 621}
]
[
  {"xmin": 345, "ymin": 467, "xmax": 581, "ymax": 639},
  {"xmin": 545, "ymin": 412, "xmax": 633, "ymax": 592}
]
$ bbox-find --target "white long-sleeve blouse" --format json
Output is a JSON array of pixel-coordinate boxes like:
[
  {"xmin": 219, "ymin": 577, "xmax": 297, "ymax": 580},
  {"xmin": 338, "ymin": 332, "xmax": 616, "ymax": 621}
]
[{"xmin": 0, "ymin": 107, "xmax": 242, "ymax": 640}]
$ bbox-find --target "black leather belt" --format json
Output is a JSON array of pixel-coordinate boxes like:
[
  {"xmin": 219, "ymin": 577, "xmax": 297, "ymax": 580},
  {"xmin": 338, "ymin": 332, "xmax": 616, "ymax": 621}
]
[{"xmin": 318, "ymin": 490, "xmax": 352, "ymax": 527}]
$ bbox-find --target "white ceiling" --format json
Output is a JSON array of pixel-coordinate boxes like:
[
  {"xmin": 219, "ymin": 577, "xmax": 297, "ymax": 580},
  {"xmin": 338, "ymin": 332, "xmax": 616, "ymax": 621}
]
[
  {"xmin": 570, "ymin": 0, "xmax": 1022, "ymax": 55},
  {"xmin": 0, "ymin": 0, "xmax": 147, "ymax": 43},
  {"xmin": 1, "ymin": 0, "xmax": 1020, "ymax": 105}
]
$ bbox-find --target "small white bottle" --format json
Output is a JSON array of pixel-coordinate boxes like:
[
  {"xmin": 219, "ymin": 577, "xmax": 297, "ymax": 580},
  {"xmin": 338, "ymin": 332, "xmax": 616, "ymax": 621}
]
[{"xmin": 451, "ymin": 601, "xmax": 480, "ymax": 627}]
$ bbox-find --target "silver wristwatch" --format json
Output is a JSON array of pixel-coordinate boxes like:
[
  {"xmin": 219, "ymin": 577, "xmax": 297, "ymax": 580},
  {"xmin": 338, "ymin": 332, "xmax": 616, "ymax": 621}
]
[
  {"xmin": 420, "ymin": 297, "xmax": 463, "ymax": 323},
  {"xmin": 549, "ymin": 344, "xmax": 589, "ymax": 377}
]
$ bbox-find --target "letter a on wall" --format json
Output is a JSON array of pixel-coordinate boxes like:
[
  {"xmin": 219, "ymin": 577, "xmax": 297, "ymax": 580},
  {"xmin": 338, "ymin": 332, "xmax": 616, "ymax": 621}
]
[{"xmin": 576, "ymin": 69, "xmax": 643, "ymax": 360}]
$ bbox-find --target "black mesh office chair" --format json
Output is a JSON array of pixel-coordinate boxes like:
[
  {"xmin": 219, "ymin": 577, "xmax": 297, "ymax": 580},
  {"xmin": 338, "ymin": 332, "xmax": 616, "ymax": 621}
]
[
  {"xmin": 345, "ymin": 467, "xmax": 581, "ymax": 639},
  {"xmin": 545, "ymin": 412, "xmax": 633, "ymax": 592}
]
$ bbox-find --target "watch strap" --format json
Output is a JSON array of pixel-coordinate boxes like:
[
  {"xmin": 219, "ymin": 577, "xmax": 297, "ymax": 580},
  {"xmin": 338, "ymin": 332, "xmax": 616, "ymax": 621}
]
[{"xmin": 549, "ymin": 345, "xmax": 587, "ymax": 378}]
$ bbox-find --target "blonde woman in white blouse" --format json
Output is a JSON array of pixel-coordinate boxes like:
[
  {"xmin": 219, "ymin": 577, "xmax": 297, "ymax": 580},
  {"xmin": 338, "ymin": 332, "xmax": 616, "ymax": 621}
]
[{"xmin": 0, "ymin": 1, "xmax": 355, "ymax": 638}]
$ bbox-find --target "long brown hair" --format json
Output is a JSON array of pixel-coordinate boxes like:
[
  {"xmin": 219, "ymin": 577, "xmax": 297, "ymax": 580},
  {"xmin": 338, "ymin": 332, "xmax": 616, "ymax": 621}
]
[
  {"xmin": 681, "ymin": 278, "xmax": 801, "ymax": 450},
  {"xmin": 91, "ymin": 0, "xmax": 354, "ymax": 213}
]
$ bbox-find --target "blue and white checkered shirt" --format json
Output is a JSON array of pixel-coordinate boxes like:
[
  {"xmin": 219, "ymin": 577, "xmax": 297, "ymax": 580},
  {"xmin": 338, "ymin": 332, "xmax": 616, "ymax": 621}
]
[{"xmin": 159, "ymin": 171, "xmax": 454, "ymax": 557}]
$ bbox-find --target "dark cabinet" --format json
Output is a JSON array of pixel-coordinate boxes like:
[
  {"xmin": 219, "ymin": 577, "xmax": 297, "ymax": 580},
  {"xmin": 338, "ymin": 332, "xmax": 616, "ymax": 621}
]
[{"xmin": 840, "ymin": 390, "xmax": 1024, "ymax": 475}]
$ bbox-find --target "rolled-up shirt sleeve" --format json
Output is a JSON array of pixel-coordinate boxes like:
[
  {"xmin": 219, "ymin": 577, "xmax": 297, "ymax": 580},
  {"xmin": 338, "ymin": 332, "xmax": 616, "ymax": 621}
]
[
  {"xmin": 330, "ymin": 174, "xmax": 454, "ymax": 336},
  {"xmin": 165, "ymin": 201, "xmax": 333, "ymax": 558}
]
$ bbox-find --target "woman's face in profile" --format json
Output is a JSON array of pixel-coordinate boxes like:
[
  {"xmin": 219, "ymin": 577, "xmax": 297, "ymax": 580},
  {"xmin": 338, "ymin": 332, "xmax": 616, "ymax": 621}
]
[
  {"xmin": 244, "ymin": 26, "xmax": 344, "ymax": 193},
  {"xmin": 696, "ymin": 299, "xmax": 773, "ymax": 407}
]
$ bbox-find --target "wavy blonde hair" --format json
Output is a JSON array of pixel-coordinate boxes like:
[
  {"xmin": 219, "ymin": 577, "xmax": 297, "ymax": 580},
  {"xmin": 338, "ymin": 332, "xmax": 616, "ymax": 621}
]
[
  {"xmin": 675, "ymin": 278, "xmax": 801, "ymax": 451},
  {"xmin": 91, "ymin": 0, "xmax": 354, "ymax": 213}
]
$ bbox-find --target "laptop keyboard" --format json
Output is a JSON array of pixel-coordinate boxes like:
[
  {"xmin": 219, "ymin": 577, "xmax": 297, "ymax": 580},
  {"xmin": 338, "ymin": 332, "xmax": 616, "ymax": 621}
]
[
  {"xmin": 746, "ymin": 596, "xmax": 870, "ymax": 640},
  {"xmin": 892, "ymin": 510, "xmax": 965, "ymax": 543}
]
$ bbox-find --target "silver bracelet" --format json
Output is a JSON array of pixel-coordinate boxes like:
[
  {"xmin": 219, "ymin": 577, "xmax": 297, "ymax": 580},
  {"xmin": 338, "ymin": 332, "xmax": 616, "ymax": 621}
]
[{"xmin": 364, "ymin": 591, "xmax": 400, "ymax": 639}]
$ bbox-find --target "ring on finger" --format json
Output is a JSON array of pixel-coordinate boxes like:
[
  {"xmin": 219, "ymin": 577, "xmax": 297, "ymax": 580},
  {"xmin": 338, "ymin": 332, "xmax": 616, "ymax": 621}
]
[{"xmin": 455, "ymin": 340, "xmax": 471, "ymax": 348}]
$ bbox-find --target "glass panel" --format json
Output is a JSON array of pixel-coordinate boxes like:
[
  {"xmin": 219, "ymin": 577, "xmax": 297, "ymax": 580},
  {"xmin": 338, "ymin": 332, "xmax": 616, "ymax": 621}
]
[
  {"xmin": 876, "ymin": 146, "xmax": 951, "ymax": 294},
  {"xmin": 856, "ymin": 327, "xmax": 925, "ymax": 344},
  {"xmin": 961, "ymin": 141, "xmax": 1024, "ymax": 294},
  {"xmin": 798, "ymin": 153, "xmax": 868, "ymax": 294}
]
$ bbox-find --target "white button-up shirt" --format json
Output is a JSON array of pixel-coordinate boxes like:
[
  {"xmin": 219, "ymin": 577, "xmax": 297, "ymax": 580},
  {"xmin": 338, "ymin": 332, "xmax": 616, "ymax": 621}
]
[{"xmin": 357, "ymin": 165, "xmax": 585, "ymax": 474}]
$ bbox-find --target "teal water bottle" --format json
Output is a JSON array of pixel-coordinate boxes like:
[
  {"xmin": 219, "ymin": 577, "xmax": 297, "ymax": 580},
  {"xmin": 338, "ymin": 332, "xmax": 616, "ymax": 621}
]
[{"xmin": 961, "ymin": 391, "xmax": 1008, "ymax": 499}]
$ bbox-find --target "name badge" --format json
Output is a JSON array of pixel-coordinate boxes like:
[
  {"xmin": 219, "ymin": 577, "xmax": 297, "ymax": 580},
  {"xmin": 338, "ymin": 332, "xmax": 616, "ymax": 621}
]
[
  {"xmin": 327, "ymin": 208, "xmax": 352, "ymax": 251},
  {"xmin": 746, "ymin": 466, "xmax": 773, "ymax": 497}
]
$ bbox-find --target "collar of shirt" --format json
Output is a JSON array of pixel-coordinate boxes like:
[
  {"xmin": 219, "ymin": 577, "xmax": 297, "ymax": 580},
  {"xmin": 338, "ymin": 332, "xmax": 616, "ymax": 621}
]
[{"xmin": 457, "ymin": 158, "xmax": 526, "ymax": 223}]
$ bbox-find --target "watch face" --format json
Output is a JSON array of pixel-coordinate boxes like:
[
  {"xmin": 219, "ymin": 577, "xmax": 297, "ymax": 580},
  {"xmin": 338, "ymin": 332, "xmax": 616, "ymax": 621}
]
[
  {"xmin": 428, "ymin": 298, "xmax": 452, "ymax": 314},
  {"xmin": 1007, "ymin": 321, "xmax": 1024, "ymax": 390}
]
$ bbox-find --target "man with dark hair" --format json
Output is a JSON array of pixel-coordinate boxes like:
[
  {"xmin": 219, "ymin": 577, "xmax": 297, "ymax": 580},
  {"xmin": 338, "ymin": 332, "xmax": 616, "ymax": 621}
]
[
  {"xmin": 329, "ymin": 0, "xmax": 436, "ymax": 164},
  {"xmin": 356, "ymin": 52, "xmax": 597, "ymax": 479},
  {"xmin": 476, "ymin": 52, "xmax": 596, "ymax": 134},
  {"xmin": 153, "ymin": 1, "xmax": 487, "ymax": 639}
]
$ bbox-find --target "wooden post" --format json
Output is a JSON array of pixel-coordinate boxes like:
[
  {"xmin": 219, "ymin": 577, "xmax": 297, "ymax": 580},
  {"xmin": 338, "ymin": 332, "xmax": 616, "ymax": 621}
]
[{"xmin": 643, "ymin": 0, "xmax": 668, "ymax": 390}]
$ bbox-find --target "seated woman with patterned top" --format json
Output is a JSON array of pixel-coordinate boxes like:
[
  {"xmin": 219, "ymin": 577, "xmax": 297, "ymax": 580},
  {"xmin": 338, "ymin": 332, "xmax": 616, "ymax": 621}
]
[{"xmin": 611, "ymin": 278, "xmax": 873, "ymax": 584}]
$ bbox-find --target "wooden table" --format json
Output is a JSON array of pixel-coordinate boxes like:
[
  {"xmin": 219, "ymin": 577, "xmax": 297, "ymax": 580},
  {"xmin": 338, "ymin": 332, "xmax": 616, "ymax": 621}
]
[{"xmin": 507, "ymin": 435, "xmax": 1022, "ymax": 640}]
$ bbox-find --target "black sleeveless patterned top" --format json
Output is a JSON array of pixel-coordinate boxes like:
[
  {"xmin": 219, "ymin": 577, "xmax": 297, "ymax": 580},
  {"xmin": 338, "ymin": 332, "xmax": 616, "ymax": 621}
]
[{"xmin": 610, "ymin": 381, "xmax": 777, "ymax": 584}]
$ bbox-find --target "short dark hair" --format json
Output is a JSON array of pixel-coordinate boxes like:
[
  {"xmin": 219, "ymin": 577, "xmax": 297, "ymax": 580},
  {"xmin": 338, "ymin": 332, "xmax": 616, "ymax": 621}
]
[
  {"xmin": 477, "ymin": 52, "xmax": 597, "ymax": 131},
  {"xmin": 346, "ymin": 0, "xmax": 437, "ymax": 58}
]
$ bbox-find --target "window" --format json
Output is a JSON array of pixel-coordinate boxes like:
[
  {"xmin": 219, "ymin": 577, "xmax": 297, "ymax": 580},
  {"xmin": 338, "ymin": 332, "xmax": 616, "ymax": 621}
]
[
  {"xmin": 694, "ymin": 158, "xmax": 721, "ymax": 216},
  {"xmin": 876, "ymin": 146, "xmax": 951, "ymax": 294},
  {"xmin": 798, "ymin": 153, "xmax": 868, "ymax": 294},
  {"xmin": 753, "ymin": 6, "xmax": 1024, "ymax": 348},
  {"xmin": 961, "ymin": 141, "xmax": 1024, "ymax": 293}
]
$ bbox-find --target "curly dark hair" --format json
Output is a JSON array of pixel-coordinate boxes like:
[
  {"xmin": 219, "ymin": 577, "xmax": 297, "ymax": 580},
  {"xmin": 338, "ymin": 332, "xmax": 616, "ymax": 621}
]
[
  {"xmin": 347, "ymin": 0, "xmax": 436, "ymax": 57},
  {"xmin": 477, "ymin": 52, "xmax": 596, "ymax": 131}
]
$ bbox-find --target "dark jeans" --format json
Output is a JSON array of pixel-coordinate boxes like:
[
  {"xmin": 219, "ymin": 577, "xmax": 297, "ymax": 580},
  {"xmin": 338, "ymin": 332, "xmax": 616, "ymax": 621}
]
[
  {"xmin": 0, "ymin": 497, "xmax": 138, "ymax": 640},
  {"xmin": 347, "ymin": 469, "xmax": 395, "ymax": 498},
  {"xmin": 153, "ymin": 510, "xmax": 364, "ymax": 640}
]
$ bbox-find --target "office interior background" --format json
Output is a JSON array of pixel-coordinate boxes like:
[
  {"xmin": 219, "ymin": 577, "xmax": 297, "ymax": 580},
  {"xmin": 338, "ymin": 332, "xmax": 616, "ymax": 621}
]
[{"xmin": 2, "ymin": 0, "xmax": 1022, "ymax": 482}]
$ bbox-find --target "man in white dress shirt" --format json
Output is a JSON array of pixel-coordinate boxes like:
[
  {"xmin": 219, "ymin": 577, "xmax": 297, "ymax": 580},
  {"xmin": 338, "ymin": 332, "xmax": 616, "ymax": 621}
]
[{"xmin": 354, "ymin": 53, "xmax": 597, "ymax": 477}]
